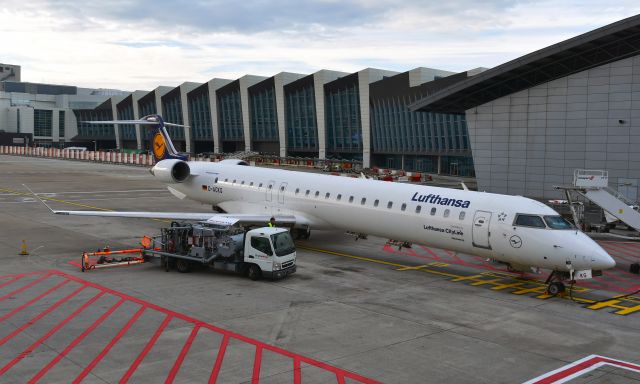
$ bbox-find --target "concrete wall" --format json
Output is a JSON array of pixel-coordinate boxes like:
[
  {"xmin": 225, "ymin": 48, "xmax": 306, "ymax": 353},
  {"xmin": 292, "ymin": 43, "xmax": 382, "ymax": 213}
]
[{"xmin": 466, "ymin": 55, "xmax": 640, "ymax": 200}]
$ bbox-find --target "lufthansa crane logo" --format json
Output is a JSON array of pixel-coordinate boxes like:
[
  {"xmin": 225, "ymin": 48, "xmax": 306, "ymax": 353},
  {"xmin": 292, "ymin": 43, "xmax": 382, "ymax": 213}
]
[
  {"xmin": 153, "ymin": 133, "xmax": 166, "ymax": 159},
  {"xmin": 509, "ymin": 235, "xmax": 522, "ymax": 248}
]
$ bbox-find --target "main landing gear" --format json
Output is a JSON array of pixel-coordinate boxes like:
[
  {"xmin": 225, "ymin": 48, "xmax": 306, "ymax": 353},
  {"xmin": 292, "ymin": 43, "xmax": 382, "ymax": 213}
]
[
  {"xmin": 545, "ymin": 271, "xmax": 571, "ymax": 295},
  {"xmin": 292, "ymin": 227, "xmax": 311, "ymax": 240}
]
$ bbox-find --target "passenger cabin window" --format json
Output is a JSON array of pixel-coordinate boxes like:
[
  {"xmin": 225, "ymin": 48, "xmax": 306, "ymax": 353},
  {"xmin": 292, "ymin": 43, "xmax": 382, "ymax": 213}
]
[
  {"xmin": 268, "ymin": 184, "xmax": 273, "ymax": 189},
  {"xmin": 515, "ymin": 214, "xmax": 546, "ymax": 228},
  {"xmin": 214, "ymin": 177, "xmax": 218, "ymax": 183},
  {"xmin": 444, "ymin": 209, "xmax": 450, "ymax": 218},
  {"xmin": 374, "ymin": 199, "xmax": 379, "ymax": 207},
  {"xmin": 295, "ymin": 188, "xmax": 299, "ymax": 194},
  {"xmin": 459, "ymin": 211, "xmax": 466, "ymax": 220},
  {"xmin": 305, "ymin": 190, "xmax": 310, "ymax": 196},
  {"xmin": 415, "ymin": 206, "xmax": 421, "ymax": 214},
  {"xmin": 430, "ymin": 207, "xmax": 436, "ymax": 216},
  {"xmin": 233, "ymin": 179, "xmax": 236, "ymax": 184},
  {"xmin": 544, "ymin": 215, "xmax": 574, "ymax": 229},
  {"xmin": 337, "ymin": 194, "xmax": 342, "ymax": 201},
  {"xmin": 387, "ymin": 201, "xmax": 393, "ymax": 209},
  {"xmin": 225, "ymin": 178, "xmax": 228, "ymax": 182},
  {"xmin": 315, "ymin": 191, "xmax": 320, "ymax": 197},
  {"xmin": 361, "ymin": 198, "xmax": 366, "ymax": 205},
  {"xmin": 249, "ymin": 182, "xmax": 254, "ymax": 187},
  {"xmin": 241, "ymin": 181, "xmax": 245, "ymax": 185},
  {"xmin": 401, "ymin": 203, "xmax": 407, "ymax": 211},
  {"xmin": 325, "ymin": 192, "xmax": 330, "ymax": 199},
  {"xmin": 259, "ymin": 183, "xmax": 263, "ymax": 188},
  {"xmin": 349, "ymin": 196, "xmax": 354, "ymax": 203},
  {"xmin": 280, "ymin": 186, "xmax": 285, "ymax": 191}
]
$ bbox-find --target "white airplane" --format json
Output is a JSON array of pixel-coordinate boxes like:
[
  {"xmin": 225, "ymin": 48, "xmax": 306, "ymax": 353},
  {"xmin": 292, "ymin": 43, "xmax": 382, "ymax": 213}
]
[{"xmin": 43, "ymin": 115, "xmax": 615, "ymax": 294}]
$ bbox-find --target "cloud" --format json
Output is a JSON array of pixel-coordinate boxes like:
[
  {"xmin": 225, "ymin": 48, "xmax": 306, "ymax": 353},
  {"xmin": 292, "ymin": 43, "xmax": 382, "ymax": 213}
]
[{"xmin": 1, "ymin": 1, "xmax": 639, "ymax": 90}]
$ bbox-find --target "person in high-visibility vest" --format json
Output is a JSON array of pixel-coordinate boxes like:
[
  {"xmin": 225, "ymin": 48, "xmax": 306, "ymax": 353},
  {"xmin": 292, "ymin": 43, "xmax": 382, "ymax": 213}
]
[
  {"xmin": 82, "ymin": 252, "xmax": 90, "ymax": 272},
  {"xmin": 268, "ymin": 217, "xmax": 276, "ymax": 227}
]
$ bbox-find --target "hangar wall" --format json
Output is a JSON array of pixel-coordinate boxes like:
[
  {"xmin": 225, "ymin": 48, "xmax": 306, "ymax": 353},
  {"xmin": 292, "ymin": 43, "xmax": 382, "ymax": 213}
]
[{"xmin": 465, "ymin": 55, "xmax": 640, "ymax": 201}]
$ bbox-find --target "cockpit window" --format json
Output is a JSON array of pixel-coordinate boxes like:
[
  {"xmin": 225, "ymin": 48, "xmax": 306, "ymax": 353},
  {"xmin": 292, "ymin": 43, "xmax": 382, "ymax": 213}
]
[
  {"xmin": 514, "ymin": 214, "xmax": 546, "ymax": 228},
  {"xmin": 544, "ymin": 215, "xmax": 574, "ymax": 229}
]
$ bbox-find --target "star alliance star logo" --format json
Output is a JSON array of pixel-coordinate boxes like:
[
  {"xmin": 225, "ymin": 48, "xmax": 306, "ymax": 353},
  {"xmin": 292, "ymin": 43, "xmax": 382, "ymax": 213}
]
[{"xmin": 498, "ymin": 212, "xmax": 507, "ymax": 222}]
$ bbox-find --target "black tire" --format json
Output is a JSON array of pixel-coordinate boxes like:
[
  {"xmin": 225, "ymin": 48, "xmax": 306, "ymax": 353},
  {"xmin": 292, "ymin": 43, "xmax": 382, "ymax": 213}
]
[
  {"xmin": 248, "ymin": 264, "xmax": 261, "ymax": 281},
  {"xmin": 175, "ymin": 259, "xmax": 191, "ymax": 273},
  {"xmin": 548, "ymin": 282, "xmax": 565, "ymax": 295}
]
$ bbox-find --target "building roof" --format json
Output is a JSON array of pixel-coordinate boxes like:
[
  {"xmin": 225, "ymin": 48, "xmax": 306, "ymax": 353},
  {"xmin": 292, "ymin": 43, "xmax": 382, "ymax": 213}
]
[{"xmin": 409, "ymin": 14, "xmax": 640, "ymax": 113}]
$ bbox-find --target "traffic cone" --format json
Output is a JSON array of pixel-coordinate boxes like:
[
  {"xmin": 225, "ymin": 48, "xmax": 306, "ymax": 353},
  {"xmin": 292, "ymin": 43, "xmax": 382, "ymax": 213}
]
[{"xmin": 19, "ymin": 240, "xmax": 29, "ymax": 255}]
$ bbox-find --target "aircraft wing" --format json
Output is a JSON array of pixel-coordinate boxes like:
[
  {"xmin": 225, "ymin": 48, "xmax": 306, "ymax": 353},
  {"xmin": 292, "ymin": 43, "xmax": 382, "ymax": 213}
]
[{"xmin": 50, "ymin": 210, "xmax": 296, "ymax": 226}]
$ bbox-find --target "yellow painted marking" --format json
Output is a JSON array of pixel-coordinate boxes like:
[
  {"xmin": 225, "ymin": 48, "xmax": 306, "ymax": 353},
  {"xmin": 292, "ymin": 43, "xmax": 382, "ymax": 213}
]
[
  {"xmin": 396, "ymin": 265, "xmax": 430, "ymax": 271},
  {"xmin": 613, "ymin": 305, "xmax": 640, "ymax": 315},
  {"xmin": 0, "ymin": 188, "xmax": 170, "ymax": 223},
  {"xmin": 489, "ymin": 282, "xmax": 527, "ymax": 290}
]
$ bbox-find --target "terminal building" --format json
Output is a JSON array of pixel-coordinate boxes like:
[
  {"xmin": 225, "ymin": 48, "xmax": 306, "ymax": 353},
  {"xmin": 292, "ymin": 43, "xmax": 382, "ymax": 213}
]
[{"xmin": 1, "ymin": 15, "xmax": 639, "ymax": 188}]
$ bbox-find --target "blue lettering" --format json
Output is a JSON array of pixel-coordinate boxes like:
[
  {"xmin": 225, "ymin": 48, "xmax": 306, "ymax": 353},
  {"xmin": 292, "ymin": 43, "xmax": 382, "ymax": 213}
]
[{"xmin": 410, "ymin": 192, "xmax": 471, "ymax": 208}]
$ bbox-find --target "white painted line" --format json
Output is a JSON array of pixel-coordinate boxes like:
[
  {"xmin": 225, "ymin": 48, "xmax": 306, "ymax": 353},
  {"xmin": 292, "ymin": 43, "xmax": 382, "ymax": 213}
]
[{"xmin": 524, "ymin": 354, "xmax": 640, "ymax": 384}]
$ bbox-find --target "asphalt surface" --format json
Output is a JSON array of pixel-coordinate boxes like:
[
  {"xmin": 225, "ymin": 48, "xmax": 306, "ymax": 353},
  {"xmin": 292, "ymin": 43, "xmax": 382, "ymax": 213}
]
[{"xmin": 0, "ymin": 155, "xmax": 639, "ymax": 384}]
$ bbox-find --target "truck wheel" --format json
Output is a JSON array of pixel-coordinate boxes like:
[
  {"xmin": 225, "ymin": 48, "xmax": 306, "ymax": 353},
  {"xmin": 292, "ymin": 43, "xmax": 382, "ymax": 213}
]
[
  {"xmin": 176, "ymin": 259, "xmax": 191, "ymax": 273},
  {"xmin": 248, "ymin": 265, "xmax": 261, "ymax": 281}
]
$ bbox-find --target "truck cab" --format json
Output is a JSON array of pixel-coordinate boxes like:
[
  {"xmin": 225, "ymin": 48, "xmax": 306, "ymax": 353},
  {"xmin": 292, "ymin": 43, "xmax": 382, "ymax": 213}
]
[{"xmin": 244, "ymin": 227, "xmax": 297, "ymax": 279}]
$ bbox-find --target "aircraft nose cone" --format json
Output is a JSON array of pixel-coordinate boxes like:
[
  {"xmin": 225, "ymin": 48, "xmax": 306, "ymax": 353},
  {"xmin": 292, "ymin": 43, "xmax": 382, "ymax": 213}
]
[{"xmin": 596, "ymin": 250, "xmax": 616, "ymax": 270}]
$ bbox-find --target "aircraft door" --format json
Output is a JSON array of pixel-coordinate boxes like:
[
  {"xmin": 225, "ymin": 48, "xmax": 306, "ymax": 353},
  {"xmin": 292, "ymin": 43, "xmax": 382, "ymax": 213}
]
[
  {"xmin": 472, "ymin": 210, "xmax": 492, "ymax": 249},
  {"xmin": 278, "ymin": 182, "xmax": 287, "ymax": 205},
  {"xmin": 265, "ymin": 180, "xmax": 275, "ymax": 202}
]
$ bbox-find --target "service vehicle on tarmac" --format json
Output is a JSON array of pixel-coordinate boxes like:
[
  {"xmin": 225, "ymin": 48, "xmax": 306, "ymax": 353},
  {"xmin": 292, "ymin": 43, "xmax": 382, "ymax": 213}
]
[{"xmin": 142, "ymin": 221, "xmax": 297, "ymax": 280}]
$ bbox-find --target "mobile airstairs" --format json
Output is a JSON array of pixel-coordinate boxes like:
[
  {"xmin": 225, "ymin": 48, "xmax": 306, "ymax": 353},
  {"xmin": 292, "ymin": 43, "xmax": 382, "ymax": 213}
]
[{"xmin": 556, "ymin": 170, "xmax": 640, "ymax": 233}]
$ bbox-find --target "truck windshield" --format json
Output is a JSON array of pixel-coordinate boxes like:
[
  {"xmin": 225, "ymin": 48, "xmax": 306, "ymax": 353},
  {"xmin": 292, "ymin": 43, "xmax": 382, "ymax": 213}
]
[
  {"xmin": 271, "ymin": 232, "xmax": 295, "ymax": 256},
  {"xmin": 543, "ymin": 215, "xmax": 574, "ymax": 229}
]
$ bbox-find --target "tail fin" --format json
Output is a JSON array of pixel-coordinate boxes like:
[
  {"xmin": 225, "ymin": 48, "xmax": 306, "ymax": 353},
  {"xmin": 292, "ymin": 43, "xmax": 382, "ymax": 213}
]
[
  {"xmin": 145, "ymin": 115, "xmax": 189, "ymax": 162},
  {"xmin": 82, "ymin": 114, "xmax": 189, "ymax": 162}
]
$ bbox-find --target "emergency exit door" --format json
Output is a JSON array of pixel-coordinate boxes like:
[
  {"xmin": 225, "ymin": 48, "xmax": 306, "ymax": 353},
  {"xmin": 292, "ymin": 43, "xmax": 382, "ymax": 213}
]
[{"xmin": 472, "ymin": 210, "xmax": 492, "ymax": 249}]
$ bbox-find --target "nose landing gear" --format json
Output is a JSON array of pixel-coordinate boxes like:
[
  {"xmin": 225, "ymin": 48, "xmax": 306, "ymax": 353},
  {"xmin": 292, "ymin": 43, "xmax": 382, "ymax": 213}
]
[{"xmin": 545, "ymin": 270, "xmax": 571, "ymax": 296}]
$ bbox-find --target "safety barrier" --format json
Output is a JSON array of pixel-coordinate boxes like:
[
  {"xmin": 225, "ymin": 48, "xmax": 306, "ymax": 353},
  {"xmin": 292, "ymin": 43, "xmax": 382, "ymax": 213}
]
[
  {"xmin": 0, "ymin": 145, "xmax": 156, "ymax": 167},
  {"xmin": 0, "ymin": 145, "xmax": 431, "ymax": 182}
]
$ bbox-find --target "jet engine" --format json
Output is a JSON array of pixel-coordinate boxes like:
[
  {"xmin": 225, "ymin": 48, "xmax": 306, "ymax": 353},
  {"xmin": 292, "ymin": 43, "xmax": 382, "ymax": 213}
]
[{"xmin": 150, "ymin": 159, "xmax": 191, "ymax": 183}]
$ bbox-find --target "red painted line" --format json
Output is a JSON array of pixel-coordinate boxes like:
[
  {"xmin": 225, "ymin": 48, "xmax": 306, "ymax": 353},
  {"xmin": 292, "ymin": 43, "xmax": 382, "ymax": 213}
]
[
  {"xmin": 28, "ymin": 298, "xmax": 126, "ymax": 383},
  {"xmin": 293, "ymin": 359, "xmax": 301, "ymax": 384},
  {"xmin": 528, "ymin": 355, "xmax": 640, "ymax": 384},
  {"xmin": 337, "ymin": 372, "xmax": 346, "ymax": 384},
  {"xmin": 209, "ymin": 334, "xmax": 230, "ymax": 384},
  {"xmin": 166, "ymin": 325, "xmax": 201, "ymax": 384},
  {"xmin": 599, "ymin": 243, "xmax": 639, "ymax": 262},
  {"xmin": 41, "ymin": 270, "xmax": 382, "ymax": 384},
  {"xmin": 0, "ymin": 284, "xmax": 87, "ymax": 347},
  {"xmin": 73, "ymin": 305, "xmax": 147, "ymax": 384},
  {"xmin": 0, "ymin": 279, "xmax": 70, "ymax": 323},
  {"xmin": 419, "ymin": 245, "xmax": 442, "ymax": 260},
  {"xmin": 0, "ymin": 273, "xmax": 51, "ymax": 302},
  {"xmin": 252, "ymin": 346, "xmax": 263, "ymax": 384},
  {"xmin": 0, "ymin": 271, "xmax": 45, "ymax": 280},
  {"xmin": 0, "ymin": 276, "xmax": 23, "ymax": 290},
  {"xmin": 0, "ymin": 291, "xmax": 105, "ymax": 376},
  {"xmin": 119, "ymin": 314, "xmax": 173, "ymax": 384}
]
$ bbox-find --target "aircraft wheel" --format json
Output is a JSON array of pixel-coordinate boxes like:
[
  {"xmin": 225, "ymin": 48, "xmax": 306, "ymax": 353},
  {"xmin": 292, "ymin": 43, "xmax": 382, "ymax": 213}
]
[
  {"xmin": 548, "ymin": 281, "xmax": 565, "ymax": 295},
  {"xmin": 248, "ymin": 264, "xmax": 261, "ymax": 281},
  {"xmin": 175, "ymin": 259, "xmax": 191, "ymax": 273}
]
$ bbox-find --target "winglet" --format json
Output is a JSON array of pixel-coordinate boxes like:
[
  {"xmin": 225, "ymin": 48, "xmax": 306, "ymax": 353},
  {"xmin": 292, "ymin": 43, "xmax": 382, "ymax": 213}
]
[
  {"xmin": 461, "ymin": 181, "xmax": 469, "ymax": 191},
  {"xmin": 23, "ymin": 184, "xmax": 56, "ymax": 214}
]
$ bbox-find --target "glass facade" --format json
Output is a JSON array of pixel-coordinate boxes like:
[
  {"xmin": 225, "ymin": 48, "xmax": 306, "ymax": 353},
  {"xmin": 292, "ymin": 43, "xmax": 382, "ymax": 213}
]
[
  {"xmin": 162, "ymin": 93, "xmax": 185, "ymax": 140},
  {"xmin": 58, "ymin": 111, "xmax": 65, "ymax": 139},
  {"xmin": 74, "ymin": 109, "xmax": 115, "ymax": 138},
  {"xmin": 34, "ymin": 109, "xmax": 53, "ymax": 136},
  {"xmin": 188, "ymin": 89, "xmax": 212, "ymax": 140},
  {"xmin": 285, "ymin": 83, "xmax": 317, "ymax": 151},
  {"xmin": 117, "ymin": 103, "xmax": 136, "ymax": 140},
  {"xmin": 325, "ymin": 83, "xmax": 362, "ymax": 155},
  {"xmin": 138, "ymin": 98, "xmax": 156, "ymax": 141},
  {"xmin": 249, "ymin": 86, "xmax": 278, "ymax": 141},
  {"xmin": 218, "ymin": 89, "xmax": 243, "ymax": 141},
  {"xmin": 370, "ymin": 98, "xmax": 469, "ymax": 153}
]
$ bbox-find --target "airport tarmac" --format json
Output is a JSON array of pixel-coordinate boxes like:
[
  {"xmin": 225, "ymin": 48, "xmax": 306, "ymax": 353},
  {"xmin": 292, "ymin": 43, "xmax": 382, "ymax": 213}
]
[{"xmin": 0, "ymin": 154, "xmax": 639, "ymax": 384}]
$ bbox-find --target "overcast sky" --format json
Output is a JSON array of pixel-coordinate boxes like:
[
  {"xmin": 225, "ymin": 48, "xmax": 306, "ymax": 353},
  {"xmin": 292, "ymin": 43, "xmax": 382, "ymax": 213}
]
[{"xmin": 2, "ymin": 1, "xmax": 639, "ymax": 91}]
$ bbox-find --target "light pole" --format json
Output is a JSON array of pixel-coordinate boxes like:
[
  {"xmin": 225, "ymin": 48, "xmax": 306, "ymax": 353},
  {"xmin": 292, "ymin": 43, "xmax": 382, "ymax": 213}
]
[{"xmin": 92, "ymin": 141, "xmax": 97, "ymax": 152}]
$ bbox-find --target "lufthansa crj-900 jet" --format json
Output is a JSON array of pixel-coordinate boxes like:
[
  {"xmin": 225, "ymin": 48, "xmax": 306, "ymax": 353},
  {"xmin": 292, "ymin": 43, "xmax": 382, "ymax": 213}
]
[{"xmin": 45, "ymin": 115, "xmax": 615, "ymax": 294}]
